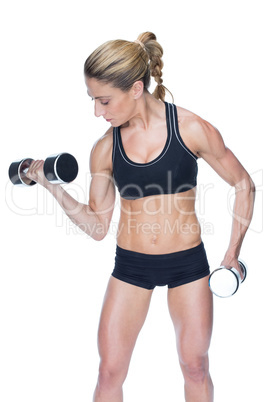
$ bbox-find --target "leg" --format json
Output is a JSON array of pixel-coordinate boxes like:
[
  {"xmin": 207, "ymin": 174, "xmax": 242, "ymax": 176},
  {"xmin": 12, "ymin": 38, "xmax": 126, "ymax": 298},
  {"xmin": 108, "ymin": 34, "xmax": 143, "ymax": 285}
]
[
  {"xmin": 168, "ymin": 276, "xmax": 214, "ymax": 402},
  {"xmin": 93, "ymin": 276, "xmax": 153, "ymax": 402}
]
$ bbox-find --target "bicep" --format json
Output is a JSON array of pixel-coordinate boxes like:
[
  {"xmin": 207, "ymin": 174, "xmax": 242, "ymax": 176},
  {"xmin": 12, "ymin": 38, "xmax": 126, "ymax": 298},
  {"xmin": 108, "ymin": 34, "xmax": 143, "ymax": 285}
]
[
  {"xmin": 202, "ymin": 147, "xmax": 249, "ymax": 187},
  {"xmin": 197, "ymin": 122, "xmax": 249, "ymax": 187}
]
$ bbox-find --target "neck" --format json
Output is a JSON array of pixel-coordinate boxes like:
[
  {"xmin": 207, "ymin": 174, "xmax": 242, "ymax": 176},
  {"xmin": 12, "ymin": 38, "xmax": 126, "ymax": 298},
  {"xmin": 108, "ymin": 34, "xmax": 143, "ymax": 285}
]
[{"xmin": 127, "ymin": 92, "xmax": 165, "ymax": 131}]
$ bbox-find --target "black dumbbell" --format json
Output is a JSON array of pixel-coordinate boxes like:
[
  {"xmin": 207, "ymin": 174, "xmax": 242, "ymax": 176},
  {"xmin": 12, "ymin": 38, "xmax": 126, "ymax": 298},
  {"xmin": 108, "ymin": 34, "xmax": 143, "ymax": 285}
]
[
  {"xmin": 208, "ymin": 260, "xmax": 247, "ymax": 298},
  {"xmin": 9, "ymin": 153, "xmax": 79, "ymax": 186}
]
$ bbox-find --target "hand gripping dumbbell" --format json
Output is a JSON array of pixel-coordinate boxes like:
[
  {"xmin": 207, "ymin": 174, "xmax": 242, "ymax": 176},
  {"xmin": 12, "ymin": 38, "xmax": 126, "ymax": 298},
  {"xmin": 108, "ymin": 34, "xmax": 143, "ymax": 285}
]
[
  {"xmin": 8, "ymin": 153, "xmax": 78, "ymax": 186},
  {"xmin": 208, "ymin": 260, "xmax": 247, "ymax": 298}
]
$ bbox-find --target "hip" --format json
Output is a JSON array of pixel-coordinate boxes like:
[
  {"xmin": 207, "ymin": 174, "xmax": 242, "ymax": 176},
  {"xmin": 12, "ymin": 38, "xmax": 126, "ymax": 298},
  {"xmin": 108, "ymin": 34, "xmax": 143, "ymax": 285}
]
[{"xmin": 112, "ymin": 241, "xmax": 210, "ymax": 289}]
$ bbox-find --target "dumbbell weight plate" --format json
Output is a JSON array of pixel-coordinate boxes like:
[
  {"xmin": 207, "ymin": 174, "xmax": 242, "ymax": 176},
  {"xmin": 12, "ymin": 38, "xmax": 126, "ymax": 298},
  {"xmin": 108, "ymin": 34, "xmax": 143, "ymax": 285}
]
[
  {"xmin": 8, "ymin": 158, "xmax": 36, "ymax": 186},
  {"xmin": 239, "ymin": 260, "xmax": 247, "ymax": 283},
  {"xmin": 209, "ymin": 267, "xmax": 239, "ymax": 298},
  {"xmin": 43, "ymin": 153, "xmax": 78, "ymax": 184}
]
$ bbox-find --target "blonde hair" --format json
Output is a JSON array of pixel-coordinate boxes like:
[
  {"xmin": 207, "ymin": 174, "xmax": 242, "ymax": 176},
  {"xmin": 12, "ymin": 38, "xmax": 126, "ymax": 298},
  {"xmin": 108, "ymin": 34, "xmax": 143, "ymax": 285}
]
[{"xmin": 84, "ymin": 32, "xmax": 173, "ymax": 102}]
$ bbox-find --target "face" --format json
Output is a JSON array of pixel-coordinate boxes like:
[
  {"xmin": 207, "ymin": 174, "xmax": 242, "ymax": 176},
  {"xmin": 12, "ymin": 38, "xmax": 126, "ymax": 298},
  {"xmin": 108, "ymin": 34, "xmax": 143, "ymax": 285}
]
[{"xmin": 85, "ymin": 77, "xmax": 140, "ymax": 127}]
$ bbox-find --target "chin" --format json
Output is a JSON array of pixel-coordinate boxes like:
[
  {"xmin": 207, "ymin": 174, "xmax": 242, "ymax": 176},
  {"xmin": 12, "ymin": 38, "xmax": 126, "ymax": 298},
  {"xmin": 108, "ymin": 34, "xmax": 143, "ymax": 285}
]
[{"xmin": 110, "ymin": 119, "xmax": 125, "ymax": 128}]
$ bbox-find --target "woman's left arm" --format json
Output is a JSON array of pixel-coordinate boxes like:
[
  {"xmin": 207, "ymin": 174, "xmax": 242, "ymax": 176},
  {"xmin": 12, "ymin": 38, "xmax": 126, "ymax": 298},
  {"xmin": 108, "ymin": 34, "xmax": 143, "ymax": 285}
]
[{"xmin": 186, "ymin": 117, "xmax": 256, "ymax": 276}]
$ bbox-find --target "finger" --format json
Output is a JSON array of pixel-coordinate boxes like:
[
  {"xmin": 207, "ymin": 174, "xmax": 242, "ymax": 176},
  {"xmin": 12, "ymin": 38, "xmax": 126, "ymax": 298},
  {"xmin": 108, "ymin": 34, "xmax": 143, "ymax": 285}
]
[
  {"xmin": 26, "ymin": 160, "xmax": 42, "ymax": 182},
  {"xmin": 27, "ymin": 160, "xmax": 44, "ymax": 175},
  {"xmin": 34, "ymin": 160, "xmax": 45, "ymax": 172}
]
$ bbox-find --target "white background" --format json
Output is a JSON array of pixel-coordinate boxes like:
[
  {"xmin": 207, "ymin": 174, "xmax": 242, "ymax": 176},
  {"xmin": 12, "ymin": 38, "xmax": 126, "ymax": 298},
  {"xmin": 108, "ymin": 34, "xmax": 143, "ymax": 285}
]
[{"xmin": 1, "ymin": 0, "xmax": 267, "ymax": 401}]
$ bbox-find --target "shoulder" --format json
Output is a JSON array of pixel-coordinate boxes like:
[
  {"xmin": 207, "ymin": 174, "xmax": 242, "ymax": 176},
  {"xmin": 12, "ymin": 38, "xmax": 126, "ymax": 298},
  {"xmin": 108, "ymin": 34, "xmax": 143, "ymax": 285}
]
[
  {"xmin": 90, "ymin": 127, "xmax": 114, "ymax": 173},
  {"xmin": 176, "ymin": 105, "xmax": 225, "ymax": 158}
]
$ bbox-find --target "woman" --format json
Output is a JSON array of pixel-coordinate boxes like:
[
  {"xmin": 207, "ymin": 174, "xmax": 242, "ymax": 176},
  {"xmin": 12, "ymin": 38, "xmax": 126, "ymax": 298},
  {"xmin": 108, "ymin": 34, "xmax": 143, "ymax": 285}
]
[{"xmin": 27, "ymin": 32, "xmax": 255, "ymax": 401}]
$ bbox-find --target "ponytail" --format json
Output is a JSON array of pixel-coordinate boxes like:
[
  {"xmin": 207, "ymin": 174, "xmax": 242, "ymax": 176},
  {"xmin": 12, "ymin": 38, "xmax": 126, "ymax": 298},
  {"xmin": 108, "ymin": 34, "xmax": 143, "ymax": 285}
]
[{"xmin": 135, "ymin": 32, "xmax": 174, "ymax": 102}]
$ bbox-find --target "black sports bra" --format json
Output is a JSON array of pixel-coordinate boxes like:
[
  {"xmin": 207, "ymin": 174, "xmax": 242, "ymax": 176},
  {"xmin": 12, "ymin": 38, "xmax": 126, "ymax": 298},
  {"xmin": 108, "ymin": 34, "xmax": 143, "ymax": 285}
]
[{"xmin": 112, "ymin": 102, "xmax": 198, "ymax": 200}]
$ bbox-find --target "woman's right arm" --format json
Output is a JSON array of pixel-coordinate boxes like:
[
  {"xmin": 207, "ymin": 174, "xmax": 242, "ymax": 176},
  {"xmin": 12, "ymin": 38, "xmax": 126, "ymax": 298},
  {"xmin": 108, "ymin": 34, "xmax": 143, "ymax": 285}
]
[{"xmin": 26, "ymin": 130, "xmax": 116, "ymax": 241}]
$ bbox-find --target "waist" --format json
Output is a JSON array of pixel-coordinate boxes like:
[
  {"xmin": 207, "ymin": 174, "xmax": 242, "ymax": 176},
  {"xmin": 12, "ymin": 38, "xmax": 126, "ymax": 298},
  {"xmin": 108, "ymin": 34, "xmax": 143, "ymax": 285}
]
[
  {"xmin": 116, "ymin": 216, "xmax": 201, "ymax": 254},
  {"xmin": 116, "ymin": 241, "xmax": 205, "ymax": 259},
  {"xmin": 117, "ymin": 191, "xmax": 200, "ymax": 254}
]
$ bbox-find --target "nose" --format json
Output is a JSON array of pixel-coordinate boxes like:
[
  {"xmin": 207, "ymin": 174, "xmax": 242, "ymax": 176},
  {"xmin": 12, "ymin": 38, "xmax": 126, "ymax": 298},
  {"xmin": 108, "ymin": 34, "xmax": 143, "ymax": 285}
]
[{"xmin": 94, "ymin": 102, "xmax": 106, "ymax": 118}]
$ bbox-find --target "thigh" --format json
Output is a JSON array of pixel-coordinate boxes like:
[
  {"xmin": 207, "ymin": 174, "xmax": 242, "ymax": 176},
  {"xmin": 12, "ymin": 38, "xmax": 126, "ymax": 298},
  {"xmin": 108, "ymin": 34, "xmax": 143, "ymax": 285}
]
[
  {"xmin": 167, "ymin": 275, "xmax": 213, "ymax": 363},
  {"xmin": 97, "ymin": 276, "xmax": 154, "ymax": 370}
]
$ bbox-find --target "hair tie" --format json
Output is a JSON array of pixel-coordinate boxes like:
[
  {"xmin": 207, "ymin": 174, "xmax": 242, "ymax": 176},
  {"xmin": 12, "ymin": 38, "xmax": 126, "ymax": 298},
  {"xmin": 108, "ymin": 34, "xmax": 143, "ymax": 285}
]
[{"xmin": 134, "ymin": 39, "xmax": 146, "ymax": 51}]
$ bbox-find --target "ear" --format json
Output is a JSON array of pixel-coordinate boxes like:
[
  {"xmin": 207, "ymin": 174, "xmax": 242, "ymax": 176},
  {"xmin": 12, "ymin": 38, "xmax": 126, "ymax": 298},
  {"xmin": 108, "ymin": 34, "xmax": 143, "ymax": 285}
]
[{"xmin": 132, "ymin": 81, "xmax": 144, "ymax": 100}]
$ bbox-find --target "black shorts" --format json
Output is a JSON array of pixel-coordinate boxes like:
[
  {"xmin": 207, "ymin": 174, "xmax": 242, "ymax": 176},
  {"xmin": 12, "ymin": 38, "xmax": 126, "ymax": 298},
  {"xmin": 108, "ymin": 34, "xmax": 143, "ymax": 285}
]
[{"xmin": 111, "ymin": 242, "xmax": 210, "ymax": 290}]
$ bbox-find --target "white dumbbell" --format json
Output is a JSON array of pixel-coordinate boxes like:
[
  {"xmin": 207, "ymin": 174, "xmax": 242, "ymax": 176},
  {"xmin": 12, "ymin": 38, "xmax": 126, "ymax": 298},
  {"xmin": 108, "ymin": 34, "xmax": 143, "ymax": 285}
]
[{"xmin": 209, "ymin": 260, "xmax": 247, "ymax": 298}]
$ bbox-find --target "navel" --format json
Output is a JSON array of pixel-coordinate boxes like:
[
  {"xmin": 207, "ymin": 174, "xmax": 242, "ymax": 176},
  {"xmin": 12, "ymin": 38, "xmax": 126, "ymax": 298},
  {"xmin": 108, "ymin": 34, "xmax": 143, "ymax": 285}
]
[{"xmin": 151, "ymin": 235, "xmax": 158, "ymax": 245}]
